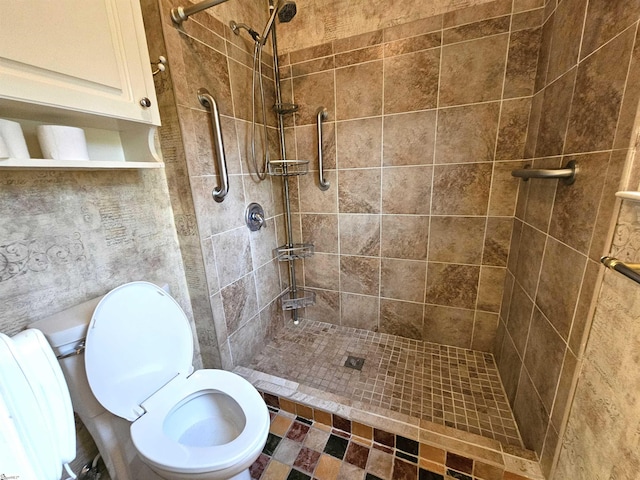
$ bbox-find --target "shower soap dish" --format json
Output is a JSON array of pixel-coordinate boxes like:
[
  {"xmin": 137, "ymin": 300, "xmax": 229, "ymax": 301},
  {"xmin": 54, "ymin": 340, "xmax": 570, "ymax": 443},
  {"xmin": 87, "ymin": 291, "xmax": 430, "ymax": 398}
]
[
  {"xmin": 268, "ymin": 159, "xmax": 309, "ymax": 176},
  {"xmin": 274, "ymin": 243, "xmax": 314, "ymax": 261},
  {"xmin": 279, "ymin": 288, "xmax": 316, "ymax": 311}
]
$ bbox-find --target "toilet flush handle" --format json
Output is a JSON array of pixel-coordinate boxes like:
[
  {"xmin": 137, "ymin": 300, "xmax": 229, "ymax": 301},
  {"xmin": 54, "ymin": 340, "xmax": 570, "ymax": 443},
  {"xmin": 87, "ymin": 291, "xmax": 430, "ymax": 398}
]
[{"xmin": 56, "ymin": 341, "xmax": 86, "ymax": 360}]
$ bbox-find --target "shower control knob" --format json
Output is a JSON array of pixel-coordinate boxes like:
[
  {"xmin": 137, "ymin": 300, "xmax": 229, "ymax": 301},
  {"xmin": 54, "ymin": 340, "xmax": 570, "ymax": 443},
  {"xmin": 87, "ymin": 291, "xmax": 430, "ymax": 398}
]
[
  {"xmin": 140, "ymin": 97, "xmax": 152, "ymax": 108},
  {"xmin": 245, "ymin": 203, "xmax": 266, "ymax": 231}
]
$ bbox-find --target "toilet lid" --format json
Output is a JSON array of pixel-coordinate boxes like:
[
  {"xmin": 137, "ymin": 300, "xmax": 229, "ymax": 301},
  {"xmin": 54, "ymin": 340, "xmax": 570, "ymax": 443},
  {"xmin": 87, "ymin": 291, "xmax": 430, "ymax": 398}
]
[{"xmin": 85, "ymin": 282, "xmax": 194, "ymax": 421}]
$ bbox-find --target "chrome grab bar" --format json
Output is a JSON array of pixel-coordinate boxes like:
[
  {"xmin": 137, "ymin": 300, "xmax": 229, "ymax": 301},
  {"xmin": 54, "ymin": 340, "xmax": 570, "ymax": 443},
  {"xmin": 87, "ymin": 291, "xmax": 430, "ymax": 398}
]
[
  {"xmin": 511, "ymin": 160, "xmax": 578, "ymax": 185},
  {"xmin": 197, "ymin": 88, "xmax": 229, "ymax": 203},
  {"xmin": 316, "ymin": 107, "xmax": 330, "ymax": 191},
  {"xmin": 601, "ymin": 256, "xmax": 640, "ymax": 285}
]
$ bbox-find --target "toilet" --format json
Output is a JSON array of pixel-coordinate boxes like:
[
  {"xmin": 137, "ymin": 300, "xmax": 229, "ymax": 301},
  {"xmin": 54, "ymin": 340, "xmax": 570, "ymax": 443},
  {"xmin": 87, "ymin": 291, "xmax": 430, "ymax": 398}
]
[
  {"xmin": 0, "ymin": 328, "xmax": 76, "ymax": 480},
  {"xmin": 30, "ymin": 281, "xmax": 270, "ymax": 480}
]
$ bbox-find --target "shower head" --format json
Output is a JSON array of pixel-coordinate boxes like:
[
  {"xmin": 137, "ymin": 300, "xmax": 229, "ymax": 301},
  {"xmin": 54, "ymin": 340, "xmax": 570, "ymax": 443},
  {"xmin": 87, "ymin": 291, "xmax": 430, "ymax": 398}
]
[
  {"xmin": 260, "ymin": 0, "xmax": 297, "ymax": 45},
  {"xmin": 278, "ymin": 0, "xmax": 297, "ymax": 23}
]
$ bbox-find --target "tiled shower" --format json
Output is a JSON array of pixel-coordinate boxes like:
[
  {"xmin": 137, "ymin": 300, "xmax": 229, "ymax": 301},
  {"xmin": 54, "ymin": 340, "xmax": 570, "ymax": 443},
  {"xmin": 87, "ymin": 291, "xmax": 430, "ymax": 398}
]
[
  {"xmin": 2, "ymin": 0, "xmax": 640, "ymax": 477},
  {"xmin": 140, "ymin": 0, "xmax": 640, "ymax": 477}
]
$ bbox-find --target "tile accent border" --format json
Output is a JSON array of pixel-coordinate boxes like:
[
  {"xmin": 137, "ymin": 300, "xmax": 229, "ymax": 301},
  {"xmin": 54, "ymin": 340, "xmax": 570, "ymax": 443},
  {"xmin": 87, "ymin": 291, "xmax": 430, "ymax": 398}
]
[{"xmin": 236, "ymin": 367, "xmax": 543, "ymax": 480}]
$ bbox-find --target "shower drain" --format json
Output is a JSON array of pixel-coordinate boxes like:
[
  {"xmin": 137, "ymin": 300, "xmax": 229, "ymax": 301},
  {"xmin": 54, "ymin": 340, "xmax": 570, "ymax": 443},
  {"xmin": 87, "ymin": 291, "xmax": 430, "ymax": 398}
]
[{"xmin": 344, "ymin": 355, "xmax": 365, "ymax": 370}]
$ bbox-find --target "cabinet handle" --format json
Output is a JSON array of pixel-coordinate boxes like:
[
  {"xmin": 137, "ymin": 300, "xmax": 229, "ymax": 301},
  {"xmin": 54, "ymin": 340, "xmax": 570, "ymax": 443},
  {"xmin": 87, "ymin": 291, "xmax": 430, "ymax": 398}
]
[
  {"xmin": 140, "ymin": 97, "xmax": 152, "ymax": 108},
  {"xmin": 197, "ymin": 88, "xmax": 229, "ymax": 203}
]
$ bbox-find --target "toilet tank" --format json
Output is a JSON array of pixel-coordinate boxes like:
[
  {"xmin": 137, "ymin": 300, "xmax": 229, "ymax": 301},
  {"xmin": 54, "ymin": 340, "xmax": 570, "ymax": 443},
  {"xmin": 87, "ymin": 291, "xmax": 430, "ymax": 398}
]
[
  {"xmin": 29, "ymin": 295, "xmax": 105, "ymax": 418},
  {"xmin": 30, "ymin": 296, "xmax": 103, "ymax": 357}
]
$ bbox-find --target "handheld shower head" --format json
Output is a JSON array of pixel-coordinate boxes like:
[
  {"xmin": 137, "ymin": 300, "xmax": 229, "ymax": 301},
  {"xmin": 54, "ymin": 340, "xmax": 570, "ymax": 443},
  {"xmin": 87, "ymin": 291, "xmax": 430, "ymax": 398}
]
[{"xmin": 260, "ymin": 0, "xmax": 297, "ymax": 45}]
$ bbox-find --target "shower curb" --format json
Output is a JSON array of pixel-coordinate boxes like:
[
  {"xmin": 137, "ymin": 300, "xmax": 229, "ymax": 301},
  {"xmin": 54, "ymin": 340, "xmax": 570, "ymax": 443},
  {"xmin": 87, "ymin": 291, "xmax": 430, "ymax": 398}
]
[{"xmin": 235, "ymin": 366, "xmax": 544, "ymax": 480}]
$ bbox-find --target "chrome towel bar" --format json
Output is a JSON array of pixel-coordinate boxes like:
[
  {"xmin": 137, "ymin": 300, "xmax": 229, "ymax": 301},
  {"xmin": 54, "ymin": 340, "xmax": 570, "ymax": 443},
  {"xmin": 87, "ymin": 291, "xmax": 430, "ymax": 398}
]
[
  {"xmin": 511, "ymin": 160, "xmax": 578, "ymax": 185},
  {"xmin": 601, "ymin": 256, "xmax": 640, "ymax": 285},
  {"xmin": 197, "ymin": 88, "xmax": 229, "ymax": 203},
  {"xmin": 316, "ymin": 107, "xmax": 330, "ymax": 191}
]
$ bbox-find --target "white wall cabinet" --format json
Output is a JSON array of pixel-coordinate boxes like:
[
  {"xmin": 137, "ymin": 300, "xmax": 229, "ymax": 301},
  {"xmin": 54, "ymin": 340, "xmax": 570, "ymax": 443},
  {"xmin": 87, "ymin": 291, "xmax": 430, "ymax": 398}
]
[{"xmin": 0, "ymin": 0, "xmax": 162, "ymax": 169}]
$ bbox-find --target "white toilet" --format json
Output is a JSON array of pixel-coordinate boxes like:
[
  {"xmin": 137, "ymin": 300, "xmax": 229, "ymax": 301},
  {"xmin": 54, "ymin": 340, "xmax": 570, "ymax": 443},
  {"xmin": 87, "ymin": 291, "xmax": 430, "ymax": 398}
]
[
  {"xmin": 0, "ymin": 328, "xmax": 76, "ymax": 480},
  {"xmin": 30, "ymin": 281, "xmax": 270, "ymax": 480}
]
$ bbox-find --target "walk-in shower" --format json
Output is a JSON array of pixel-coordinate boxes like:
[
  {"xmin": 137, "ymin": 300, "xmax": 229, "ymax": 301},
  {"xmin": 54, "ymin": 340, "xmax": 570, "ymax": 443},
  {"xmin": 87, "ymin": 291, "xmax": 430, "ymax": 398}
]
[{"xmin": 153, "ymin": 0, "xmax": 636, "ymax": 477}]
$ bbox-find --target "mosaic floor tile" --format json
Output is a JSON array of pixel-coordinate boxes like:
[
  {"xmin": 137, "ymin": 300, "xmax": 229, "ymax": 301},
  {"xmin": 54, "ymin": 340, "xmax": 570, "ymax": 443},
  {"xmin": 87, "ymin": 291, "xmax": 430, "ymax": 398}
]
[
  {"xmin": 345, "ymin": 441, "xmax": 370, "ymax": 469},
  {"xmin": 249, "ymin": 320, "xmax": 522, "ymax": 447},
  {"xmin": 255, "ymin": 407, "xmax": 490, "ymax": 480},
  {"xmin": 252, "ymin": 407, "xmax": 506, "ymax": 480},
  {"xmin": 324, "ymin": 434, "xmax": 349, "ymax": 459},
  {"xmin": 274, "ymin": 438, "xmax": 303, "ymax": 465},
  {"xmin": 314, "ymin": 454, "xmax": 342, "ymax": 480}
]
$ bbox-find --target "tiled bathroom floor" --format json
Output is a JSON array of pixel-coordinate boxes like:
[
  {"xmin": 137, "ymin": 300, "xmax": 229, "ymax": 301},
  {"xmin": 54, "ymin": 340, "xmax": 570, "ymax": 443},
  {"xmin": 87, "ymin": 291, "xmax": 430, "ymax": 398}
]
[
  {"xmin": 249, "ymin": 321, "xmax": 522, "ymax": 448},
  {"xmin": 251, "ymin": 407, "xmax": 479, "ymax": 480}
]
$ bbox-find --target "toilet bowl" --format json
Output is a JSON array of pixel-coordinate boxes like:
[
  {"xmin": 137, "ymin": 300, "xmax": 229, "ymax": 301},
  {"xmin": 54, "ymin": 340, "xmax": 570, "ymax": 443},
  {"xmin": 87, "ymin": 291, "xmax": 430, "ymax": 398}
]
[
  {"xmin": 32, "ymin": 281, "xmax": 269, "ymax": 480},
  {"xmin": 0, "ymin": 329, "xmax": 76, "ymax": 480}
]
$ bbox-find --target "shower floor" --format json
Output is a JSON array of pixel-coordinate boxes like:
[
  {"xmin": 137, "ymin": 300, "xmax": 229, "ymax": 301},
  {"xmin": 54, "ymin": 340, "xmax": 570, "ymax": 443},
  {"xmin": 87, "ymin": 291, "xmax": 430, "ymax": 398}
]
[{"xmin": 249, "ymin": 320, "xmax": 523, "ymax": 448}]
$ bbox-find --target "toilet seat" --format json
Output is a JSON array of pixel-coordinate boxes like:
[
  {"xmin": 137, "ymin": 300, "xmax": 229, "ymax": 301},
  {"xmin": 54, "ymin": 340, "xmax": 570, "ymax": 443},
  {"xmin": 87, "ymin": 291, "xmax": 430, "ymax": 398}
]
[
  {"xmin": 83, "ymin": 281, "xmax": 269, "ymax": 477},
  {"xmin": 85, "ymin": 281, "xmax": 194, "ymax": 421},
  {"xmin": 131, "ymin": 369, "xmax": 269, "ymax": 475}
]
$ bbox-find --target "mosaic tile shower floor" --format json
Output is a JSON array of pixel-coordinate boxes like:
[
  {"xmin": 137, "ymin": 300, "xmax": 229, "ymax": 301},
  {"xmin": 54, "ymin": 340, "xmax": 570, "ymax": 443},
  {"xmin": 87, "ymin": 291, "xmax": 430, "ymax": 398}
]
[{"xmin": 249, "ymin": 321, "xmax": 522, "ymax": 448}]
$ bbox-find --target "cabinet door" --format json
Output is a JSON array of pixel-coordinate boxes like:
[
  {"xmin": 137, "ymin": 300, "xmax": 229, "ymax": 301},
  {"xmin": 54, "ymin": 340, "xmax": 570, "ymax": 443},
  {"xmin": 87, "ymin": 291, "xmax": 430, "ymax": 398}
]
[{"xmin": 0, "ymin": 0, "xmax": 159, "ymax": 125}]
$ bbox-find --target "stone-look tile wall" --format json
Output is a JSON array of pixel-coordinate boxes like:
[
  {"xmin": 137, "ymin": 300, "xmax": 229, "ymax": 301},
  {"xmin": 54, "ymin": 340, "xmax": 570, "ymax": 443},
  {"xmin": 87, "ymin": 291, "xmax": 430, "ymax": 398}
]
[
  {"xmin": 145, "ymin": 0, "xmax": 288, "ymax": 369},
  {"xmin": 494, "ymin": 0, "xmax": 640, "ymax": 474},
  {"xmin": 278, "ymin": 0, "xmax": 499, "ymax": 54},
  {"xmin": 279, "ymin": 0, "xmax": 541, "ymax": 352},
  {"xmin": 554, "ymin": 197, "xmax": 640, "ymax": 478}
]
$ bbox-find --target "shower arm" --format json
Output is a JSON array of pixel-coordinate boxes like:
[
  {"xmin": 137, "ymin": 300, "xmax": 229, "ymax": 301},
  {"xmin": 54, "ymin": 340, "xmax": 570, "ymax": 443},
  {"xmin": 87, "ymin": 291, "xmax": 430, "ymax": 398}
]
[{"xmin": 170, "ymin": 0, "xmax": 230, "ymax": 27}]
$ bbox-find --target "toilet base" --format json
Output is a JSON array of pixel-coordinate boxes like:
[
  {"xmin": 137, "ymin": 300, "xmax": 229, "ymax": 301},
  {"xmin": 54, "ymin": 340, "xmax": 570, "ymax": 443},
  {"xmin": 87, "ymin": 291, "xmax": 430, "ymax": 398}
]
[
  {"xmin": 148, "ymin": 465, "xmax": 252, "ymax": 480},
  {"xmin": 229, "ymin": 468, "xmax": 251, "ymax": 480}
]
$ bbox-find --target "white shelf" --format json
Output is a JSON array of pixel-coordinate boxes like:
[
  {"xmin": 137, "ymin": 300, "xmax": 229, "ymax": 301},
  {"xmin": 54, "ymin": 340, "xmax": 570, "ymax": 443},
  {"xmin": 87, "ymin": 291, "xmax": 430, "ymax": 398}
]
[
  {"xmin": 0, "ymin": 116, "xmax": 162, "ymax": 170},
  {"xmin": 616, "ymin": 191, "xmax": 640, "ymax": 202},
  {"xmin": 0, "ymin": 158, "xmax": 163, "ymax": 170}
]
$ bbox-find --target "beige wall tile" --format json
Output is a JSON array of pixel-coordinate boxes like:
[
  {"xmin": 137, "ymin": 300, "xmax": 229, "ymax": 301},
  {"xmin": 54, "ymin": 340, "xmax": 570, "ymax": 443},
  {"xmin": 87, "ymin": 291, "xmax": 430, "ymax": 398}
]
[
  {"xmin": 380, "ymin": 299, "xmax": 424, "ymax": 339},
  {"xmin": 384, "ymin": 49, "xmax": 440, "ymax": 113},
  {"xmin": 381, "ymin": 215, "xmax": 429, "ymax": 260},
  {"xmin": 380, "ymin": 258, "xmax": 427, "ymax": 302},
  {"xmin": 339, "ymin": 214, "xmax": 381, "ymax": 256},
  {"xmin": 383, "ymin": 111, "xmax": 437, "ymax": 166},
  {"xmin": 301, "ymin": 214, "xmax": 339, "ymax": 253},
  {"xmin": 338, "ymin": 168, "xmax": 381, "ymax": 213},
  {"xmin": 304, "ymin": 253, "xmax": 340, "ymax": 290},
  {"xmin": 423, "ymin": 305, "xmax": 475, "ymax": 348},
  {"xmin": 439, "ymin": 34, "xmax": 509, "ymax": 106},
  {"xmin": 425, "ymin": 263, "xmax": 480, "ymax": 310},
  {"xmin": 335, "ymin": 61, "xmax": 383, "ymax": 120},
  {"xmin": 342, "ymin": 293, "xmax": 379, "ymax": 330},
  {"xmin": 429, "ymin": 216, "xmax": 486, "ymax": 264},
  {"xmin": 336, "ymin": 117, "xmax": 382, "ymax": 168},
  {"xmin": 435, "ymin": 103, "xmax": 500, "ymax": 164},
  {"xmin": 431, "ymin": 163, "xmax": 493, "ymax": 215},
  {"xmin": 381, "ymin": 166, "xmax": 433, "ymax": 215},
  {"xmin": 340, "ymin": 255, "xmax": 380, "ymax": 296}
]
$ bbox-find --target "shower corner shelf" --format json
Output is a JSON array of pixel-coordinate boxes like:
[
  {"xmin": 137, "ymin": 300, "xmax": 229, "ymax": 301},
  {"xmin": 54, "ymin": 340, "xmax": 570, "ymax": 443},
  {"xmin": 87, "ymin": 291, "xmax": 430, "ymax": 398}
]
[
  {"xmin": 274, "ymin": 243, "xmax": 315, "ymax": 261},
  {"xmin": 268, "ymin": 159, "xmax": 309, "ymax": 176},
  {"xmin": 279, "ymin": 288, "xmax": 316, "ymax": 311},
  {"xmin": 273, "ymin": 102, "xmax": 299, "ymax": 115}
]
